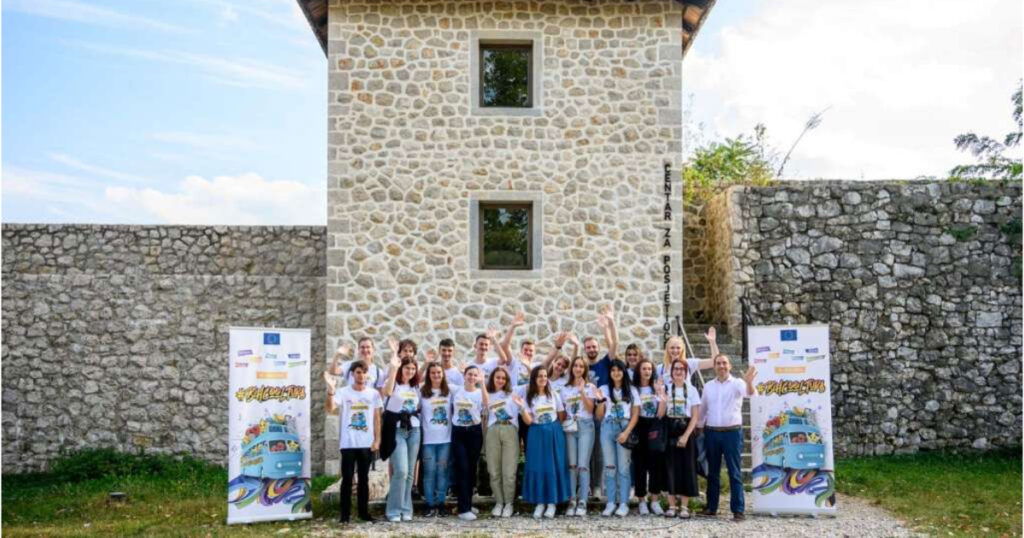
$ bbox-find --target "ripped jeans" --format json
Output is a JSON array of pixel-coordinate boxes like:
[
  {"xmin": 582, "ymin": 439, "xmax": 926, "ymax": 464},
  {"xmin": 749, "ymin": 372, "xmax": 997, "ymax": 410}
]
[
  {"xmin": 565, "ymin": 418, "xmax": 595, "ymax": 501},
  {"xmin": 599, "ymin": 418, "xmax": 632, "ymax": 504}
]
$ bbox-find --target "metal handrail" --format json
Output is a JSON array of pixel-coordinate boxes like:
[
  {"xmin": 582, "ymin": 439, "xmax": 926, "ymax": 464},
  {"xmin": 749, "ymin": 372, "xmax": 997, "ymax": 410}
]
[
  {"xmin": 675, "ymin": 315, "xmax": 706, "ymax": 392},
  {"xmin": 740, "ymin": 295, "xmax": 753, "ymax": 364}
]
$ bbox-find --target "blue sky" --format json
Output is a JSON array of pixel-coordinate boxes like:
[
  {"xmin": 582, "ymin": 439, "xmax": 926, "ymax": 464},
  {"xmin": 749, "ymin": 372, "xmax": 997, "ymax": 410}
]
[{"xmin": 2, "ymin": 0, "xmax": 1022, "ymax": 225}]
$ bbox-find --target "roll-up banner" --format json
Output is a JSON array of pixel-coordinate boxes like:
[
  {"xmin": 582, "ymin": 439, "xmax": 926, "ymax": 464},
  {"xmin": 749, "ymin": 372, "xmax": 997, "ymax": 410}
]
[
  {"xmin": 227, "ymin": 327, "xmax": 313, "ymax": 524},
  {"xmin": 748, "ymin": 324, "xmax": 837, "ymax": 516}
]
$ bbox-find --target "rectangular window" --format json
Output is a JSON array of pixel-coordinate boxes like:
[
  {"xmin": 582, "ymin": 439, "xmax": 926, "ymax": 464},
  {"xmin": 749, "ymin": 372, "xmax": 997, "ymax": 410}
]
[
  {"xmin": 479, "ymin": 202, "xmax": 532, "ymax": 270},
  {"xmin": 479, "ymin": 43, "xmax": 532, "ymax": 108}
]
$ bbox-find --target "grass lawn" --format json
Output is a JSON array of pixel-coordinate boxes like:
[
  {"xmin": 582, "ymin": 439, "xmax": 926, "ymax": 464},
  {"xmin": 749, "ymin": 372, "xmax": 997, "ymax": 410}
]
[
  {"xmin": 837, "ymin": 448, "xmax": 1022, "ymax": 537},
  {"xmin": 3, "ymin": 448, "xmax": 1020, "ymax": 536}
]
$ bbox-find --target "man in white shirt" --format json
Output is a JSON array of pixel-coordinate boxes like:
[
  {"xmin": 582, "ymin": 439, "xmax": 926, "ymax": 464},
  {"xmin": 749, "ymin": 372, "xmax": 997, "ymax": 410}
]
[
  {"xmin": 330, "ymin": 338, "xmax": 386, "ymax": 391},
  {"xmin": 699, "ymin": 354, "xmax": 757, "ymax": 521}
]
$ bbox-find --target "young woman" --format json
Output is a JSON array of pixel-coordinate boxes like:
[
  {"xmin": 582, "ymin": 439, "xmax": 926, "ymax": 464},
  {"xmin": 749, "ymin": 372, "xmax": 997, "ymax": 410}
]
[
  {"xmin": 485, "ymin": 366, "xmax": 519, "ymax": 518},
  {"xmin": 663, "ymin": 358, "xmax": 702, "ymax": 518},
  {"xmin": 515, "ymin": 365, "xmax": 571, "ymax": 519},
  {"xmin": 324, "ymin": 361, "xmax": 381, "ymax": 523},
  {"xmin": 559, "ymin": 356, "xmax": 599, "ymax": 516},
  {"xmin": 381, "ymin": 346, "xmax": 421, "ymax": 523},
  {"xmin": 595, "ymin": 359, "xmax": 640, "ymax": 517},
  {"xmin": 632, "ymin": 358, "xmax": 667, "ymax": 515},
  {"xmin": 419, "ymin": 362, "xmax": 452, "ymax": 518},
  {"xmin": 547, "ymin": 354, "xmax": 571, "ymax": 391},
  {"xmin": 623, "ymin": 344, "xmax": 642, "ymax": 382},
  {"xmin": 451, "ymin": 364, "xmax": 488, "ymax": 521}
]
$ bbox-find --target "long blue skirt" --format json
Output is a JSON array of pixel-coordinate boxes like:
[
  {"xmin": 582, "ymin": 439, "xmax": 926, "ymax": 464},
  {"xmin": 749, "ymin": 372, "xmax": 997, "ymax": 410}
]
[{"xmin": 522, "ymin": 420, "xmax": 571, "ymax": 504}]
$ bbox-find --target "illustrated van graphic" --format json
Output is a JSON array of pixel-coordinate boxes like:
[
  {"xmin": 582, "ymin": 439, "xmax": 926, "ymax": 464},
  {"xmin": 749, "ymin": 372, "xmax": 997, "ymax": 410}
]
[
  {"xmin": 240, "ymin": 415, "xmax": 303, "ymax": 479},
  {"xmin": 762, "ymin": 408, "xmax": 826, "ymax": 470}
]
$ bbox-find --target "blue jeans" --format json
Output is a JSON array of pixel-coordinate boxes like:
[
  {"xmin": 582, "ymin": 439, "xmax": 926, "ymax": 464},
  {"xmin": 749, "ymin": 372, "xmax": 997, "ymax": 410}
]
[
  {"xmin": 705, "ymin": 428, "xmax": 744, "ymax": 514},
  {"xmin": 386, "ymin": 426, "xmax": 421, "ymax": 518},
  {"xmin": 599, "ymin": 419, "xmax": 632, "ymax": 504},
  {"xmin": 566, "ymin": 418, "xmax": 595, "ymax": 501},
  {"xmin": 420, "ymin": 442, "xmax": 450, "ymax": 509}
]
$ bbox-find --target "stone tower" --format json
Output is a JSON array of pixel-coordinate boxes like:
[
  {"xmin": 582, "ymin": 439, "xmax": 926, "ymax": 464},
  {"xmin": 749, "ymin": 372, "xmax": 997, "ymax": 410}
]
[{"xmin": 297, "ymin": 0, "xmax": 713, "ymax": 473}]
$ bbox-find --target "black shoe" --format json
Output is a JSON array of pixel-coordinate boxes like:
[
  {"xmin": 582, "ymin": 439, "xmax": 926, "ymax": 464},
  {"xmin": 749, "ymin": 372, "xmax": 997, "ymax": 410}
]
[
  {"xmin": 359, "ymin": 513, "xmax": 376, "ymax": 523},
  {"xmin": 732, "ymin": 512, "xmax": 746, "ymax": 522},
  {"xmin": 697, "ymin": 509, "xmax": 717, "ymax": 517},
  {"xmin": 339, "ymin": 516, "xmax": 350, "ymax": 524}
]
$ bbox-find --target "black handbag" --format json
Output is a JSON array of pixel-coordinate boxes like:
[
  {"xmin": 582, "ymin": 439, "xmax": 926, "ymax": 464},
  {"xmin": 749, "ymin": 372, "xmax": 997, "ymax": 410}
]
[
  {"xmin": 646, "ymin": 417, "xmax": 670, "ymax": 453},
  {"xmin": 619, "ymin": 429, "xmax": 640, "ymax": 450}
]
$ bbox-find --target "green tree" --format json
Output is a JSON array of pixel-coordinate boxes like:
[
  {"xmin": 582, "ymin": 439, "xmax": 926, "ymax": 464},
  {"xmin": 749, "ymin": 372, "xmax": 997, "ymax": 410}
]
[
  {"xmin": 682, "ymin": 130, "xmax": 775, "ymax": 204},
  {"xmin": 950, "ymin": 84, "xmax": 1023, "ymax": 180}
]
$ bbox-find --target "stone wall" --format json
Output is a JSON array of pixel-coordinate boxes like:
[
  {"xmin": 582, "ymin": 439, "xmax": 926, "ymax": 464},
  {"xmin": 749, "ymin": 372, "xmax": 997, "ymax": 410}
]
[
  {"xmin": 325, "ymin": 0, "xmax": 687, "ymax": 472},
  {"xmin": 704, "ymin": 180, "xmax": 1023, "ymax": 455},
  {"xmin": 1, "ymin": 224, "xmax": 327, "ymax": 473}
]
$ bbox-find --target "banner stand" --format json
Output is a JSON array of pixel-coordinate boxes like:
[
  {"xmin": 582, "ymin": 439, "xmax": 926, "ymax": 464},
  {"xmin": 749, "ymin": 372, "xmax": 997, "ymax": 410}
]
[
  {"xmin": 227, "ymin": 327, "xmax": 314, "ymax": 525},
  {"xmin": 748, "ymin": 324, "xmax": 837, "ymax": 516}
]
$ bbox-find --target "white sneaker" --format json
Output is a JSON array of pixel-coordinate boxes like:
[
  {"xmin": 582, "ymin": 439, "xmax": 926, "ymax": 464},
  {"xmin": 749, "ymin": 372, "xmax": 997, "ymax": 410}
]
[
  {"xmin": 565, "ymin": 501, "xmax": 577, "ymax": 516},
  {"xmin": 387, "ymin": 515, "xmax": 401, "ymax": 522},
  {"xmin": 458, "ymin": 511, "xmax": 477, "ymax": 521},
  {"xmin": 615, "ymin": 503, "xmax": 629, "ymax": 517},
  {"xmin": 650, "ymin": 500, "xmax": 664, "ymax": 515},
  {"xmin": 471, "ymin": 507, "xmax": 479, "ymax": 514},
  {"xmin": 501, "ymin": 503, "xmax": 514, "ymax": 518},
  {"xmin": 544, "ymin": 504, "xmax": 556, "ymax": 518},
  {"xmin": 492, "ymin": 503, "xmax": 504, "ymax": 517},
  {"xmin": 638, "ymin": 501, "xmax": 649, "ymax": 515},
  {"xmin": 602, "ymin": 502, "xmax": 616, "ymax": 517},
  {"xmin": 401, "ymin": 514, "xmax": 412, "ymax": 521},
  {"xmin": 533, "ymin": 504, "xmax": 545, "ymax": 519},
  {"xmin": 576, "ymin": 500, "xmax": 588, "ymax": 517}
]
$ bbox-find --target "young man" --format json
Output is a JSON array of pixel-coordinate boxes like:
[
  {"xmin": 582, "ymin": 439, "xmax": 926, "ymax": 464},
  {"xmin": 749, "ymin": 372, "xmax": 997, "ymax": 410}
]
[
  {"xmin": 437, "ymin": 338, "xmax": 464, "ymax": 387},
  {"xmin": 330, "ymin": 338, "xmax": 386, "ymax": 391},
  {"xmin": 699, "ymin": 354, "xmax": 757, "ymax": 521},
  {"xmin": 325, "ymin": 361, "xmax": 383, "ymax": 523},
  {"xmin": 469, "ymin": 333, "xmax": 499, "ymax": 379}
]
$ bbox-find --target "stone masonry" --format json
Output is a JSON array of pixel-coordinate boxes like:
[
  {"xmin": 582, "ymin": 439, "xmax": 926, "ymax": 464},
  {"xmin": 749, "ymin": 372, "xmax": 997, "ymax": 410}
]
[
  {"xmin": 1, "ymin": 224, "xmax": 327, "ymax": 473},
  {"xmin": 696, "ymin": 180, "xmax": 1022, "ymax": 456},
  {"xmin": 323, "ymin": 0, "xmax": 687, "ymax": 472}
]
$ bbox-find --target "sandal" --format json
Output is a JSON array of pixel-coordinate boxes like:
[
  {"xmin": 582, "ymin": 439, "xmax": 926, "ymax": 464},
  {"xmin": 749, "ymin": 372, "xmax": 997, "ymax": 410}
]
[
  {"xmin": 679, "ymin": 507, "xmax": 691, "ymax": 519},
  {"xmin": 664, "ymin": 508, "xmax": 677, "ymax": 517}
]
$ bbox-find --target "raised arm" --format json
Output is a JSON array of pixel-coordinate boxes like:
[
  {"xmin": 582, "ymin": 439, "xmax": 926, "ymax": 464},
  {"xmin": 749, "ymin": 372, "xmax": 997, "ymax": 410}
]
[
  {"xmin": 324, "ymin": 371, "xmax": 339, "ymax": 415},
  {"xmin": 489, "ymin": 327, "xmax": 510, "ymax": 364},
  {"xmin": 597, "ymin": 308, "xmax": 617, "ymax": 360},
  {"xmin": 329, "ymin": 344, "xmax": 352, "ymax": 376},
  {"xmin": 381, "ymin": 338, "xmax": 401, "ymax": 397},
  {"xmin": 542, "ymin": 331, "xmax": 569, "ymax": 369},
  {"xmin": 695, "ymin": 326, "xmax": 719, "ymax": 370},
  {"xmin": 499, "ymin": 312, "xmax": 525, "ymax": 364},
  {"xmin": 606, "ymin": 306, "xmax": 620, "ymax": 359},
  {"xmin": 743, "ymin": 365, "xmax": 758, "ymax": 396}
]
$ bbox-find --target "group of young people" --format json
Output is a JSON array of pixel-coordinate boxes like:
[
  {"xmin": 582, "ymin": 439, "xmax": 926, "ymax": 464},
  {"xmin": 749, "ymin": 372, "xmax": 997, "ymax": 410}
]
[{"xmin": 323, "ymin": 306, "xmax": 757, "ymax": 524}]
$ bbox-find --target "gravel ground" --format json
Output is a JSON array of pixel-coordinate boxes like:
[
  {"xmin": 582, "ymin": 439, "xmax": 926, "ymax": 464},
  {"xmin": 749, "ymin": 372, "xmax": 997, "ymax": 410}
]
[{"xmin": 307, "ymin": 494, "xmax": 918, "ymax": 537}]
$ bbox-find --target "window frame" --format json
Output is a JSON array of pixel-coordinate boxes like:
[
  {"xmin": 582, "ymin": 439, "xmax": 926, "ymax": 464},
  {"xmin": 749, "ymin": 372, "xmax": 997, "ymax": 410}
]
[
  {"xmin": 478, "ymin": 42, "xmax": 534, "ymax": 109},
  {"xmin": 468, "ymin": 191, "xmax": 544, "ymax": 280},
  {"xmin": 477, "ymin": 202, "xmax": 534, "ymax": 271},
  {"xmin": 469, "ymin": 30, "xmax": 543, "ymax": 117}
]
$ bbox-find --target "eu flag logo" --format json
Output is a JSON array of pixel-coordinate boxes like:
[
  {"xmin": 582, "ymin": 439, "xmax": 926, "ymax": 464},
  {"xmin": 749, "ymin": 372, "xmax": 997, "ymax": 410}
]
[
  {"xmin": 780, "ymin": 330, "xmax": 797, "ymax": 341},
  {"xmin": 263, "ymin": 333, "xmax": 281, "ymax": 345}
]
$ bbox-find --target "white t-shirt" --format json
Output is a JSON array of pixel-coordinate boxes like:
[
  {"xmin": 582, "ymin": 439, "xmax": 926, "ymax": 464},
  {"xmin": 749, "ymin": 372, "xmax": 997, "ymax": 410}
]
[
  {"xmin": 656, "ymin": 358, "xmax": 701, "ymax": 381},
  {"xmin": 560, "ymin": 383, "xmax": 598, "ymax": 420},
  {"xmin": 467, "ymin": 359, "xmax": 498, "ymax": 380},
  {"xmin": 486, "ymin": 390, "xmax": 519, "ymax": 427},
  {"xmin": 508, "ymin": 358, "xmax": 534, "ymax": 387},
  {"xmin": 451, "ymin": 387, "xmax": 484, "ymax": 427},
  {"xmin": 524, "ymin": 391, "xmax": 563, "ymax": 425},
  {"xmin": 339, "ymin": 359, "xmax": 385, "ymax": 389},
  {"xmin": 550, "ymin": 373, "xmax": 569, "ymax": 391},
  {"xmin": 637, "ymin": 385, "xmax": 661, "ymax": 418},
  {"xmin": 444, "ymin": 365, "xmax": 464, "ymax": 388},
  {"xmin": 666, "ymin": 381, "xmax": 701, "ymax": 419},
  {"xmin": 420, "ymin": 389, "xmax": 452, "ymax": 445},
  {"xmin": 599, "ymin": 385, "xmax": 640, "ymax": 423},
  {"xmin": 334, "ymin": 386, "xmax": 383, "ymax": 449},
  {"xmin": 385, "ymin": 383, "xmax": 421, "ymax": 428}
]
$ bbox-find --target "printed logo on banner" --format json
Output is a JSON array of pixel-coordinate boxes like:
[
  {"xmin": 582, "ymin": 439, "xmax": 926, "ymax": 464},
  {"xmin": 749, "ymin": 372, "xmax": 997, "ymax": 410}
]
[
  {"xmin": 807, "ymin": 355, "xmax": 826, "ymax": 362},
  {"xmin": 238, "ymin": 349, "xmax": 253, "ymax": 357},
  {"xmin": 265, "ymin": 353, "xmax": 278, "ymax": 360},
  {"xmin": 774, "ymin": 366, "xmax": 806, "ymax": 374},
  {"xmin": 289, "ymin": 361, "xmax": 307, "ymax": 367},
  {"xmin": 792, "ymin": 356, "xmax": 805, "ymax": 361},
  {"xmin": 756, "ymin": 346, "xmax": 771, "ymax": 353},
  {"xmin": 780, "ymin": 329, "xmax": 797, "ymax": 341},
  {"xmin": 754, "ymin": 358, "xmax": 767, "ymax": 364},
  {"xmin": 288, "ymin": 353, "xmax": 301, "ymax": 359},
  {"xmin": 263, "ymin": 333, "xmax": 281, "ymax": 345},
  {"xmin": 805, "ymin": 347, "xmax": 819, "ymax": 353},
  {"xmin": 768, "ymin": 352, "xmax": 780, "ymax": 359},
  {"xmin": 782, "ymin": 349, "xmax": 795, "ymax": 355},
  {"xmin": 249, "ymin": 355, "xmax": 262, "ymax": 363},
  {"xmin": 257, "ymin": 371, "xmax": 288, "ymax": 380},
  {"xmin": 274, "ymin": 361, "xmax": 287, "ymax": 368},
  {"xmin": 234, "ymin": 362, "xmax": 248, "ymax": 368}
]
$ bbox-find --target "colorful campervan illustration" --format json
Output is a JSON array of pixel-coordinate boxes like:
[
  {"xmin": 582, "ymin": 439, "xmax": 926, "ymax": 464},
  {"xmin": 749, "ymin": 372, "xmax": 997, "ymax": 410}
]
[
  {"xmin": 240, "ymin": 414, "xmax": 303, "ymax": 479},
  {"xmin": 431, "ymin": 405, "xmax": 449, "ymax": 425},
  {"xmin": 761, "ymin": 408, "xmax": 825, "ymax": 470},
  {"xmin": 457, "ymin": 407, "xmax": 473, "ymax": 425}
]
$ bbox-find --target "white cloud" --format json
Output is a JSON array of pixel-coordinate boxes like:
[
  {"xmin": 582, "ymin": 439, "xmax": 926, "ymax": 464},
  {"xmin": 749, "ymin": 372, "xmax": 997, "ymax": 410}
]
[
  {"xmin": 104, "ymin": 173, "xmax": 326, "ymax": 225},
  {"xmin": 3, "ymin": 0, "xmax": 188, "ymax": 34},
  {"xmin": 72, "ymin": 41, "xmax": 307, "ymax": 91},
  {"xmin": 48, "ymin": 153, "xmax": 152, "ymax": 184},
  {"xmin": 683, "ymin": 0, "xmax": 1023, "ymax": 179},
  {"xmin": 2, "ymin": 165, "xmax": 109, "ymax": 213}
]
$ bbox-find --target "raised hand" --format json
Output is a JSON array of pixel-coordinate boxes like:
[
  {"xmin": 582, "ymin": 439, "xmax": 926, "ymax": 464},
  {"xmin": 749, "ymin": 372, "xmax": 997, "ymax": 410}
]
[
  {"xmin": 705, "ymin": 326, "xmax": 717, "ymax": 343},
  {"xmin": 486, "ymin": 327, "xmax": 500, "ymax": 341},
  {"xmin": 323, "ymin": 370, "xmax": 337, "ymax": 393},
  {"xmin": 337, "ymin": 344, "xmax": 352, "ymax": 357},
  {"xmin": 512, "ymin": 311, "xmax": 526, "ymax": 327},
  {"xmin": 425, "ymin": 349, "xmax": 437, "ymax": 363},
  {"xmin": 387, "ymin": 337, "xmax": 399, "ymax": 356},
  {"xmin": 568, "ymin": 333, "xmax": 581, "ymax": 347},
  {"xmin": 554, "ymin": 331, "xmax": 569, "ymax": 348},
  {"xmin": 596, "ymin": 315, "xmax": 609, "ymax": 329},
  {"xmin": 744, "ymin": 365, "xmax": 758, "ymax": 384},
  {"xmin": 511, "ymin": 394, "xmax": 525, "ymax": 407},
  {"xmin": 389, "ymin": 350, "xmax": 402, "ymax": 369}
]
